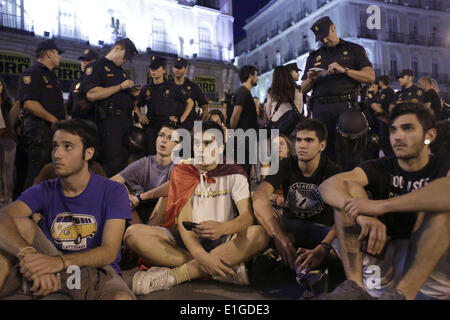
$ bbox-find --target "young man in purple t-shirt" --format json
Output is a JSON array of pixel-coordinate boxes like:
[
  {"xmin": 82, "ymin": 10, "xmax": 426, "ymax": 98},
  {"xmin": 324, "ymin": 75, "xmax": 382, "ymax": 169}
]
[{"xmin": 0, "ymin": 120, "xmax": 134, "ymax": 300}]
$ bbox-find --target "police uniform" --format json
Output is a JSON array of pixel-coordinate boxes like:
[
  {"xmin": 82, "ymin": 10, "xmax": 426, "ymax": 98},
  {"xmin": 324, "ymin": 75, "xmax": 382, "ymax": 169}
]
[
  {"xmin": 170, "ymin": 57, "xmax": 208, "ymax": 131},
  {"xmin": 138, "ymin": 55, "xmax": 189, "ymax": 155},
  {"xmin": 18, "ymin": 39, "xmax": 65, "ymax": 189},
  {"xmin": 377, "ymin": 86, "xmax": 396, "ymax": 156},
  {"xmin": 82, "ymin": 38, "xmax": 138, "ymax": 176},
  {"xmin": 302, "ymin": 16, "xmax": 373, "ymax": 168},
  {"xmin": 67, "ymin": 49, "xmax": 99, "ymax": 121}
]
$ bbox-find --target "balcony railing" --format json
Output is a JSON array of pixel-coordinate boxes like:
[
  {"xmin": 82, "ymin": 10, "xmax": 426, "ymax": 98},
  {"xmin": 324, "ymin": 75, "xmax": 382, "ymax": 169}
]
[
  {"xmin": 357, "ymin": 27, "xmax": 378, "ymax": 40},
  {"xmin": 373, "ymin": 0, "xmax": 448, "ymax": 12},
  {"xmin": 152, "ymin": 40, "xmax": 177, "ymax": 55},
  {"xmin": 385, "ymin": 31, "xmax": 405, "ymax": 43},
  {"xmin": 0, "ymin": 12, "xmax": 34, "ymax": 34},
  {"xmin": 406, "ymin": 33, "xmax": 426, "ymax": 45}
]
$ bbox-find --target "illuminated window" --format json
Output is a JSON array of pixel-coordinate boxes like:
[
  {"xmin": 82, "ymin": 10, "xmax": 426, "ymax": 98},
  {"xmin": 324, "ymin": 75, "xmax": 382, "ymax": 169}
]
[
  {"xmin": 58, "ymin": 1, "xmax": 77, "ymax": 38},
  {"xmin": 152, "ymin": 18, "xmax": 168, "ymax": 52},
  {"xmin": 199, "ymin": 26, "xmax": 212, "ymax": 59},
  {"xmin": 0, "ymin": 0, "xmax": 21, "ymax": 29}
]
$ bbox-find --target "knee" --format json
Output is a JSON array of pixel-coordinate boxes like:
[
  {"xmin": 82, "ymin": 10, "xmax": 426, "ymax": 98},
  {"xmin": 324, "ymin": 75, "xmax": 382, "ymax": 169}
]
[
  {"xmin": 247, "ymin": 225, "xmax": 270, "ymax": 250},
  {"xmin": 14, "ymin": 217, "xmax": 36, "ymax": 245},
  {"xmin": 124, "ymin": 224, "xmax": 144, "ymax": 247}
]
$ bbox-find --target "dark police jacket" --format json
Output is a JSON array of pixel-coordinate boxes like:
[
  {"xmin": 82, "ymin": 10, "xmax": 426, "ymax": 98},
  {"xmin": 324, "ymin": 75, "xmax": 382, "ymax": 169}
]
[
  {"xmin": 17, "ymin": 62, "xmax": 65, "ymax": 132},
  {"xmin": 82, "ymin": 57, "xmax": 135, "ymax": 111},
  {"xmin": 302, "ymin": 39, "xmax": 372, "ymax": 99},
  {"xmin": 397, "ymin": 85, "xmax": 425, "ymax": 103},
  {"xmin": 137, "ymin": 80, "xmax": 189, "ymax": 124}
]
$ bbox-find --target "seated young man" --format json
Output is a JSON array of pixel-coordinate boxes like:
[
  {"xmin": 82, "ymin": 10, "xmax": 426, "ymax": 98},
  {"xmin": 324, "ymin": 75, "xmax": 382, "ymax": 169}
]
[
  {"xmin": 125, "ymin": 121, "xmax": 270, "ymax": 295},
  {"xmin": 0, "ymin": 120, "xmax": 134, "ymax": 300},
  {"xmin": 318, "ymin": 102, "xmax": 450, "ymax": 300},
  {"xmin": 111, "ymin": 123, "xmax": 178, "ymax": 225},
  {"xmin": 253, "ymin": 120, "xmax": 341, "ymax": 272}
]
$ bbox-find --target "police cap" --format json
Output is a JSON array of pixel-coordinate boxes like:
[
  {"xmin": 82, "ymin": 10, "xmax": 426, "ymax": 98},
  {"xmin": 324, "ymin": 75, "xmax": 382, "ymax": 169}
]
[
  {"xmin": 311, "ymin": 16, "xmax": 334, "ymax": 42},
  {"xmin": 78, "ymin": 48, "xmax": 99, "ymax": 61},
  {"xmin": 35, "ymin": 39, "xmax": 64, "ymax": 55},
  {"xmin": 149, "ymin": 55, "xmax": 167, "ymax": 69},
  {"xmin": 115, "ymin": 38, "xmax": 138, "ymax": 62},
  {"xmin": 397, "ymin": 69, "xmax": 414, "ymax": 79},
  {"xmin": 174, "ymin": 57, "xmax": 188, "ymax": 68}
]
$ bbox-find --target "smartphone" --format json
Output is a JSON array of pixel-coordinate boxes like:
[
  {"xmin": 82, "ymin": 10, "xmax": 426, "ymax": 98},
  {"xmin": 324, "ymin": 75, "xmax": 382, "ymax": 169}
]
[
  {"xmin": 309, "ymin": 67, "xmax": 325, "ymax": 72},
  {"xmin": 182, "ymin": 221, "xmax": 199, "ymax": 231},
  {"xmin": 360, "ymin": 236, "xmax": 388, "ymax": 260}
]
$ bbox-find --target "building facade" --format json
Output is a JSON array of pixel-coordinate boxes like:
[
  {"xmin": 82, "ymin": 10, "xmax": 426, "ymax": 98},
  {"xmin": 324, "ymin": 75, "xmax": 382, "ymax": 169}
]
[
  {"xmin": 235, "ymin": 0, "xmax": 450, "ymax": 102},
  {"xmin": 0, "ymin": 0, "xmax": 237, "ymax": 105}
]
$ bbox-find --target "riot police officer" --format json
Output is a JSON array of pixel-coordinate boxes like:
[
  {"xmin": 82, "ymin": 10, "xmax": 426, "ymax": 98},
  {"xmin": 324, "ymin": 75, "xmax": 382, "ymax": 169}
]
[
  {"xmin": 137, "ymin": 55, "xmax": 192, "ymax": 155},
  {"xmin": 171, "ymin": 57, "xmax": 208, "ymax": 130},
  {"xmin": 375, "ymin": 75, "xmax": 396, "ymax": 156},
  {"xmin": 18, "ymin": 39, "xmax": 66, "ymax": 189},
  {"xmin": 67, "ymin": 48, "xmax": 98, "ymax": 121},
  {"xmin": 301, "ymin": 16, "xmax": 375, "ymax": 169},
  {"xmin": 83, "ymin": 38, "xmax": 139, "ymax": 177},
  {"xmin": 389, "ymin": 69, "xmax": 424, "ymax": 111}
]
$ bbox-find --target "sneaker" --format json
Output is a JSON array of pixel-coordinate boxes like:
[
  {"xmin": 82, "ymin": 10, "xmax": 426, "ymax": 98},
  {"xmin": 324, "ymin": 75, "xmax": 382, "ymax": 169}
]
[
  {"xmin": 318, "ymin": 280, "xmax": 375, "ymax": 300},
  {"xmin": 132, "ymin": 266, "xmax": 176, "ymax": 295},
  {"xmin": 212, "ymin": 263, "xmax": 250, "ymax": 286},
  {"xmin": 379, "ymin": 289, "xmax": 406, "ymax": 300}
]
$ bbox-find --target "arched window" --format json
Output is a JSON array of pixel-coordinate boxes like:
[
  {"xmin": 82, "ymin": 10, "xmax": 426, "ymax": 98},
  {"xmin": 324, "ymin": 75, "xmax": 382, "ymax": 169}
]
[
  {"xmin": 199, "ymin": 26, "xmax": 212, "ymax": 59},
  {"xmin": 152, "ymin": 19, "xmax": 168, "ymax": 52}
]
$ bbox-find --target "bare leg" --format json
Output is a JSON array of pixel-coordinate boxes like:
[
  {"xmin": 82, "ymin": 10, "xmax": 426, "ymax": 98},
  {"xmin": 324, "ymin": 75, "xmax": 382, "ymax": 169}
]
[
  {"xmin": 0, "ymin": 251, "xmax": 12, "ymax": 290},
  {"xmin": 333, "ymin": 182, "xmax": 368, "ymax": 288},
  {"xmin": 397, "ymin": 211, "xmax": 450, "ymax": 300},
  {"xmin": 124, "ymin": 225, "xmax": 192, "ymax": 267},
  {"xmin": 100, "ymin": 290, "xmax": 134, "ymax": 300},
  {"xmin": 186, "ymin": 225, "xmax": 270, "ymax": 280}
]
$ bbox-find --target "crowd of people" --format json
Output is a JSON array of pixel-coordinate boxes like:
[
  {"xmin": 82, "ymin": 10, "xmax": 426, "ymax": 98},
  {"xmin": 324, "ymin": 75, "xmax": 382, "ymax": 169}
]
[{"xmin": 0, "ymin": 15, "xmax": 448, "ymax": 300}]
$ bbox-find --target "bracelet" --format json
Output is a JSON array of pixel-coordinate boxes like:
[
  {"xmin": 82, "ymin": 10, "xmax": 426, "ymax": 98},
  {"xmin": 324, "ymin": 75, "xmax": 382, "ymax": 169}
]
[
  {"xmin": 320, "ymin": 242, "xmax": 332, "ymax": 252},
  {"xmin": 17, "ymin": 246, "xmax": 37, "ymax": 260}
]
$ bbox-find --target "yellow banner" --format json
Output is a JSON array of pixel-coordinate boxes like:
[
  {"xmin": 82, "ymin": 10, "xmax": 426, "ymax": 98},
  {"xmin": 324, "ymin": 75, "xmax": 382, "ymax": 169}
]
[
  {"xmin": 0, "ymin": 51, "xmax": 32, "ymax": 75},
  {"xmin": 195, "ymin": 76, "xmax": 218, "ymax": 102},
  {"xmin": 55, "ymin": 60, "xmax": 83, "ymax": 82}
]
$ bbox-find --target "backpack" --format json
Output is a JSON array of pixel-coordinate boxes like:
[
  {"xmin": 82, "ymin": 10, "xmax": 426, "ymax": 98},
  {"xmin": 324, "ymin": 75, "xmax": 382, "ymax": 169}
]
[{"xmin": 267, "ymin": 100, "xmax": 305, "ymax": 136}]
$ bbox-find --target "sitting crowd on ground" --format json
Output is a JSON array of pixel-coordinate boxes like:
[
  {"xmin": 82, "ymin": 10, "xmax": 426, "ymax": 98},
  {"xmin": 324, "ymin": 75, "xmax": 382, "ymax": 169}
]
[{"xmin": 0, "ymin": 100, "xmax": 449, "ymax": 300}]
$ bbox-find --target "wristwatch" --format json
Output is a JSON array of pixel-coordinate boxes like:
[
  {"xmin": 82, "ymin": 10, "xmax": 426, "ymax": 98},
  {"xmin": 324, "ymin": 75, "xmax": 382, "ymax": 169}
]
[
  {"xmin": 320, "ymin": 242, "xmax": 332, "ymax": 252},
  {"xmin": 136, "ymin": 193, "xmax": 143, "ymax": 204},
  {"xmin": 344, "ymin": 67, "xmax": 349, "ymax": 75}
]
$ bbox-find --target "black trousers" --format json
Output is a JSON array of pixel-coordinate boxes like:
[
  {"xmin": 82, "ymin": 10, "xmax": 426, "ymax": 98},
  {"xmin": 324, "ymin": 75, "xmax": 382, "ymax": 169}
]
[{"xmin": 97, "ymin": 116, "xmax": 133, "ymax": 177}]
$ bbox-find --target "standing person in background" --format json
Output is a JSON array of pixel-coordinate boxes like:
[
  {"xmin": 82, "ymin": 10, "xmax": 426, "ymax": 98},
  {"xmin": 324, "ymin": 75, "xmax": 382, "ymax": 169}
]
[
  {"xmin": 83, "ymin": 38, "xmax": 140, "ymax": 177},
  {"xmin": 171, "ymin": 57, "xmax": 209, "ymax": 131},
  {"xmin": 0, "ymin": 77, "xmax": 16, "ymax": 205},
  {"xmin": 266, "ymin": 66, "xmax": 303, "ymax": 136},
  {"xmin": 18, "ymin": 39, "xmax": 66, "ymax": 189},
  {"xmin": 67, "ymin": 48, "xmax": 99, "ymax": 121},
  {"xmin": 418, "ymin": 76, "xmax": 442, "ymax": 120},
  {"xmin": 230, "ymin": 65, "xmax": 259, "ymax": 176}
]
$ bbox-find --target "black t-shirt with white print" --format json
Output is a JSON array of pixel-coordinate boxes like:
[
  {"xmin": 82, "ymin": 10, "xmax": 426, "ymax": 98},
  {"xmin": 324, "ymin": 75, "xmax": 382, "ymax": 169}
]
[
  {"xmin": 265, "ymin": 155, "xmax": 341, "ymax": 226},
  {"xmin": 359, "ymin": 155, "xmax": 450, "ymax": 239}
]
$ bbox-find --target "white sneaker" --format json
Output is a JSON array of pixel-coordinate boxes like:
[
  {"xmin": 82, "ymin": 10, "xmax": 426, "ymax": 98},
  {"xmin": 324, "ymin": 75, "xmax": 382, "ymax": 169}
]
[
  {"xmin": 132, "ymin": 266, "xmax": 176, "ymax": 295},
  {"xmin": 212, "ymin": 263, "xmax": 250, "ymax": 286}
]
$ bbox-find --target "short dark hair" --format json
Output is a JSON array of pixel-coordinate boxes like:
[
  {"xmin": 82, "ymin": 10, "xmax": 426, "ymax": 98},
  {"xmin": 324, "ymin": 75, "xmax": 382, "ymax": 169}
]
[
  {"xmin": 200, "ymin": 121, "xmax": 225, "ymax": 146},
  {"xmin": 160, "ymin": 122, "xmax": 178, "ymax": 132},
  {"xmin": 295, "ymin": 119, "xmax": 328, "ymax": 142},
  {"xmin": 53, "ymin": 119, "xmax": 99, "ymax": 158},
  {"xmin": 239, "ymin": 65, "xmax": 257, "ymax": 83},
  {"xmin": 378, "ymin": 75, "xmax": 391, "ymax": 86},
  {"xmin": 390, "ymin": 102, "xmax": 436, "ymax": 132}
]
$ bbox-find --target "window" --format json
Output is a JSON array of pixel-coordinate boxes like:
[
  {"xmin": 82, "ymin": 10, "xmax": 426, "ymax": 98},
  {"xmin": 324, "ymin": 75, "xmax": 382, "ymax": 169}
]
[
  {"xmin": 432, "ymin": 63, "xmax": 439, "ymax": 79},
  {"xmin": 390, "ymin": 55, "xmax": 398, "ymax": 78},
  {"xmin": 152, "ymin": 19, "xmax": 168, "ymax": 52},
  {"xmin": 199, "ymin": 26, "xmax": 212, "ymax": 59},
  {"xmin": 411, "ymin": 57, "xmax": 419, "ymax": 76},
  {"xmin": 388, "ymin": 15, "xmax": 399, "ymax": 33},
  {"xmin": 0, "ymin": 0, "xmax": 21, "ymax": 29}
]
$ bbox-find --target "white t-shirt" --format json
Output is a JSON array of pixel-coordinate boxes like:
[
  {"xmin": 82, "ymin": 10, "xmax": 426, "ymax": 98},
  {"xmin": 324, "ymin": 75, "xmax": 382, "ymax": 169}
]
[{"xmin": 191, "ymin": 171, "xmax": 250, "ymax": 224}]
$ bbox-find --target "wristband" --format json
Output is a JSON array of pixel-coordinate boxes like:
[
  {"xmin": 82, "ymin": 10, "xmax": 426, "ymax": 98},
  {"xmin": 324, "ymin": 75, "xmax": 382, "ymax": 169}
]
[
  {"xmin": 17, "ymin": 246, "xmax": 37, "ymax": 260},
  {"xmin": 137, "ymin": 193, "xmax": 143, "ymax": 204},
  {"xmin": 320, "ymin": 242, "xmax": 332, "ymax": 252}
]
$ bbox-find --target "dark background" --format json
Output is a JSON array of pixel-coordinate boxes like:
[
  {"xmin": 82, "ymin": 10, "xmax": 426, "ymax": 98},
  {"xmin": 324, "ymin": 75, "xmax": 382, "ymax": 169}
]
[{"xmin": 233, "ymin": 0, "xmax": 271, "ymax": 43}]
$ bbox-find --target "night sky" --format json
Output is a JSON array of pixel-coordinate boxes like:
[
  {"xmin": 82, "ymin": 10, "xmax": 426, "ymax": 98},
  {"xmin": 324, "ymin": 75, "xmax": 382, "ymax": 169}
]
[{"xmin": 233, "ymin": 0, "xmax": 271, "ymax": 43}]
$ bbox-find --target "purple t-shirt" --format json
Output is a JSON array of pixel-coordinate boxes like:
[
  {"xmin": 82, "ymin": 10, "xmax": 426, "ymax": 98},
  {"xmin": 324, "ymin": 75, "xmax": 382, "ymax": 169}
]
[
  {"xmin": 118, "ymin": 155, "xmax": 174, "ymax": 191},
  {"xmin": 18, "ymin": 173, "xmax": 131, "ymax": 274}
]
